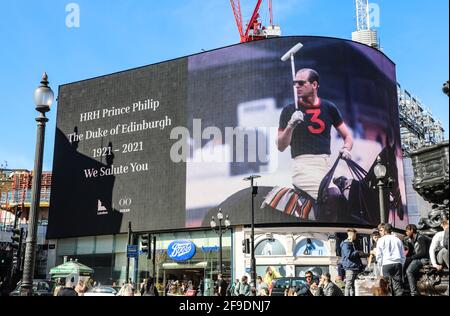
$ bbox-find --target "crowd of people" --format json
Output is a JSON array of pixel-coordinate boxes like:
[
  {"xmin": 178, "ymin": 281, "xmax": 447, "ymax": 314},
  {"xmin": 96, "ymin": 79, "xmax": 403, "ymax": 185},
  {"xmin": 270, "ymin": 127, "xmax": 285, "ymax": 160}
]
[
  {"xmin": 215, "ymin": 267, "xmax": 279, "ymax": 296},
  {"xmin": 53, "ymin": 276, "xmax": 96, "ymax": 296},
  {"xmin": 51, "ymin": 216, "xmax": 448, "ymax": 297},
  {"xmin": 219, "ymin": 218, "xmax": 448, "ymax": 297},
  {"xmin": 339, "ymin": 219, "xmax": 448, "ymax": 296},
  {"xmin": 52, "ymin": 276, "xmax": 159, "ymax": 296},
  {"xmin": 165, "ymin": 279, "xmax": 198, "ymax": 296}
]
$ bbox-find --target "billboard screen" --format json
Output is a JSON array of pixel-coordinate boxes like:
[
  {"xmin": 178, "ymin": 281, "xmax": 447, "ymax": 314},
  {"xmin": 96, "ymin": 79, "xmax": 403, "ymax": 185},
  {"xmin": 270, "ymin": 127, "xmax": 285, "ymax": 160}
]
[{"xmin": 48, "ymin": 36, "xmax": 407, "ymax": 239}]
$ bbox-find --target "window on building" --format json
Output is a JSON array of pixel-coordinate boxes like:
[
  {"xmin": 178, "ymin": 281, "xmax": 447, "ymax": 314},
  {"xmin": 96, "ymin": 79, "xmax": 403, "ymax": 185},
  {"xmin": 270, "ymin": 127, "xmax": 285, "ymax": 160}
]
[
  {"xmin": 294, "ymin": 238, "xmax": 328, "ymax": 256},
  {"xmin": 255, "ymin": 239, "xmax": 286, "ymax": 256}
]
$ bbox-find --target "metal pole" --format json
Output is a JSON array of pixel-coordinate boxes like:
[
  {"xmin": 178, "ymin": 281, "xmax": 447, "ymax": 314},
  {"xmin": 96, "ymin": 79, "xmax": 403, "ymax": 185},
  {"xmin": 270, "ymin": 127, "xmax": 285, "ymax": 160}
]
[
  {"xmin": 125, "ymin": 221, "xmax": 131, "ymax": 283},
  {"xmin": 251, "ymin": 177, "xmax": 256, "ymax": 288},
  {"xmin": 290, "ymin": 54, "xmax": 299, "ymax": 110},
  {"xmin": 378, "ymin": 180, "xmax": 386, "ymax": 223},
  {"xmin": 20, "ymin": 113, "xmax": 47, "ymax": 296},
  {"xmin": 152, "ymin": 236, "xmax": 156, "ymax": 279},
  {"xmin": 134, "ymin": 247, "xmax": 138, "ymax": 287},
  {"xmin": 219, "ymin": 218, "xmax": 223, "ymax": 276}
]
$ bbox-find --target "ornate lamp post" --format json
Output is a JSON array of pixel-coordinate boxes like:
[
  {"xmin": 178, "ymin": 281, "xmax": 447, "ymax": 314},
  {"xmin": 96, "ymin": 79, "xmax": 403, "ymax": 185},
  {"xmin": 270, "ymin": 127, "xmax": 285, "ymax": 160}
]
[
  {"xmin": 374, "ymin": 156, "xmax": 387, "ymax": 224},
  {"xmin": 20, "ymin": 73, "xmax": 54, "ymax": 296},
  {"xmin": 210, "ymin": 208, "xmax": 231, "ymax": 275}
]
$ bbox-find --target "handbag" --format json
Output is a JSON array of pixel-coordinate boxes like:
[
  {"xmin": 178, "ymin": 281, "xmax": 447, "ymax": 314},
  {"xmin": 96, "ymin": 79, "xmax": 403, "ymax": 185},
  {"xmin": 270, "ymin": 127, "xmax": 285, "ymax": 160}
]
[
  {"xmin": 317, "ymin": 155, "xmax": 379, "ymax": 225},
  {"xmin": 344, "ymin": 159, "xmax": 378, "ymax": 225},
  {"xmin": 316, "ymin": 155, "xmax": 349, "ymax": 222}
]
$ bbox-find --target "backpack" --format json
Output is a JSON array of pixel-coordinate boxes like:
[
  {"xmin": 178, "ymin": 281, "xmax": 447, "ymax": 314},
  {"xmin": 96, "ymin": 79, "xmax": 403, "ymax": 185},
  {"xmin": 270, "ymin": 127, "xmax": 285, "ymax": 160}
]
[{"xmin": 226, "ymin": 283, "xmax": 233, "ymax": 296}]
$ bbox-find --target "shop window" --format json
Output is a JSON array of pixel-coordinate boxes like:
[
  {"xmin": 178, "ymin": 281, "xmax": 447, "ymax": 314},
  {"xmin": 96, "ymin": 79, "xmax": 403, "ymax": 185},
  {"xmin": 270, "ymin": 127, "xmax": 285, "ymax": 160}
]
[
  {"xmin": 255, "ymin": 239, "xmax": 286, "ymax": 256},
  {"xmin": 295, "ymin": 238, "xmax": 328, "ymax": 256},
  {"xmin": 56, "ymin": 238, "xmax": 77, "ymax": 257},
  {"xmin": 96, "ymin": 235, "xmax": 114, "ymax": 253},
  {"xmin": 114, "ymin": 234, "xmax": 128, "ymax": 253},
  {"xmin": 77, "ymin": 236, "xmax": 95, "ymax": 255}
]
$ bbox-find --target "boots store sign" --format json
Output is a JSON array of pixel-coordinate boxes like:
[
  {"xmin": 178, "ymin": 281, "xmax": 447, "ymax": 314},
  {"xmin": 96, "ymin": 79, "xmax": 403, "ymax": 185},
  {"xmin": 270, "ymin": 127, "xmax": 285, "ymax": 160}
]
[{"xmin": 168, "ymin": 241, "xmax": 196, "ymax": 262}]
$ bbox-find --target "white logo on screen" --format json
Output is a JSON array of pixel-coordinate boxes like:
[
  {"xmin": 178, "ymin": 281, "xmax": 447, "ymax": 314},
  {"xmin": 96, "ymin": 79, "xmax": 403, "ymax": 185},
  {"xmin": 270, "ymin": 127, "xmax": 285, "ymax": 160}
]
[
  {"xmin": 170, "ymin": 243, "xmax": 192, "ymax": 258},
  {"xmin": 97, "ymin": 200, "xmax": 108, "ymax": 215}
]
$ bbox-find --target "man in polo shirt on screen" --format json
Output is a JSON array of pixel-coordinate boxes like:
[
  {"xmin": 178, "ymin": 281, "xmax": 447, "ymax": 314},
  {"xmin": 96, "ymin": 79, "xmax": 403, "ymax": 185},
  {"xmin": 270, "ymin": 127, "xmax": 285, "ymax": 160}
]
[{"xmin": 277, "ymin": 68, "xmax": 354, "ymax": 208}]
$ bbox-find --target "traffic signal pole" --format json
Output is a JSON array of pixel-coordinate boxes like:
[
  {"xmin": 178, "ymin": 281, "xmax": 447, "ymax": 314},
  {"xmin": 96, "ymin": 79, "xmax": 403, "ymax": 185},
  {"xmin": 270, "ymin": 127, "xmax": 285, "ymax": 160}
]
[
  {"xmin": 251, "ymin": 177, "xmax": 257, "ymax": 288},
  {"xmin": 125, "ymin": 221, "xmax": 132, "ymax": 283},
  {"xmin": 152, "ymin": 236, "xmax": 156, "ymax": 279},
  {"xmin": 133, "ymin": 234, "xmax": 139, "ymax": 287},
  {"xmin": 244, "ymin": 175, "xmax": 260, "ymax": 288},
  {"xmin": 9, "ymin": 227, "xmax": 24, "ymax": 293},
  {"xmin": 15, "ymin": 228, "xmax": 24, "ymax": 274}
]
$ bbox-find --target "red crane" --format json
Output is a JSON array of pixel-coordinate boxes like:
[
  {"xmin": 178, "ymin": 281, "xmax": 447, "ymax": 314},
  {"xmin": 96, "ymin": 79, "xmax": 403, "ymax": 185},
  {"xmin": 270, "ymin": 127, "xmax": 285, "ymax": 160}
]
[{"xmin": 230, "ymin": 0, "xmax": 281, "ymax": 43}]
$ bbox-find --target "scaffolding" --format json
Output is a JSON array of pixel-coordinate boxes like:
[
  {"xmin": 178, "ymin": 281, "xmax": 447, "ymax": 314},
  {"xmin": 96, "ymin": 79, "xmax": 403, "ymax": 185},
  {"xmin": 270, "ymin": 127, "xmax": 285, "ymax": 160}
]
[
  {"xmin": 355, "ymin": 0, "xmax": 371, "ymax": 31},
  {"xmin": 397, "ymin": 84, "xmax": 445, "ymax": 156},
  {"xmin": 0, "ymin": 170, "xmax": 52, "ymax": 214}
]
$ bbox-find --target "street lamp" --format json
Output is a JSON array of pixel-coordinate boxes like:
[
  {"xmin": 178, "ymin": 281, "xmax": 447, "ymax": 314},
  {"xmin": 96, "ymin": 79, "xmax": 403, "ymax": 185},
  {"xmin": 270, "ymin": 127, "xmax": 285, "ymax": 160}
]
[
  {"xmin": 210, "ymin": 208, "xmax": 231, "ymax": 276},
  {"xmin": 243, "ymin": 175, "xmax": 260, "ymax": 287},
  {"xmin": 20, "ymin": 73, "xmax": 54, "ymax": 296},
  {"xmin": 374, "ymin": 156, "xmax": 387, "ymax": 224}
]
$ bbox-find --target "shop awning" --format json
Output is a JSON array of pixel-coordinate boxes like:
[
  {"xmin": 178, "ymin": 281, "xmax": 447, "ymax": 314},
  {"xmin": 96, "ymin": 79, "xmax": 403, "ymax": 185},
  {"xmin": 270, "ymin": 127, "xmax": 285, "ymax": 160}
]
[
  {"xmin": 162, "ymin": 261, "xmax": 208, "ymax": 270},
  {"xmin": 49, "ymin": 259, "xmax": 94, "ymax": 278}
]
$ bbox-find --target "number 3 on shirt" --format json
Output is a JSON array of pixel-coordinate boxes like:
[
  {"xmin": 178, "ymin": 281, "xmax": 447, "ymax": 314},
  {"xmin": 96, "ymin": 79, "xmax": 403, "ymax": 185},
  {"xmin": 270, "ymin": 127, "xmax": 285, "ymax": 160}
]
[{"xmin": 306, "ymin": 109, "xmax": 325, "ymax": 134}]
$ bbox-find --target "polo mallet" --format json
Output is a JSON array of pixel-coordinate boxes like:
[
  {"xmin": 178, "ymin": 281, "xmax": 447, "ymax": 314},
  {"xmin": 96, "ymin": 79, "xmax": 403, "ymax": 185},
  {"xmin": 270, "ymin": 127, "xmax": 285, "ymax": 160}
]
[{"xmin": 281, "ymin": 43, "xmax": 304, "ymax": 110}]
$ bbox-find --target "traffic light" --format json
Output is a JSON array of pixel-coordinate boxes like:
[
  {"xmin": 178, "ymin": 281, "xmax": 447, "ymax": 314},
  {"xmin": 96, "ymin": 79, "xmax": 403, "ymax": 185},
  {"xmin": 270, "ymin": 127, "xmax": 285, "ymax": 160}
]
[
  {"xmin": 140, "ymin": 233, "xmax": 151, "ymax": 259},
  {"xmin": 11, "ymin": 228, "xmax": 24, "ymax": 272},
  {"xmin": 242, "ymin": 238, "xmax": 250, "ymax": 254},
  {"xmin": 11, "ymin": 228, "xmax": 23, "ymax": 250}
]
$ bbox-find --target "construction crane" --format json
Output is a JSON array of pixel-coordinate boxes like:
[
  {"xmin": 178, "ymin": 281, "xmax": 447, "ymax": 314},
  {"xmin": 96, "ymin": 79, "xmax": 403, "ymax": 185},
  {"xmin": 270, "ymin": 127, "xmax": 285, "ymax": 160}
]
[
  {"xmin": 230, "ymin": 0, "xmax": 281, "ymax": 43},
  {"xmin": 352, "ymin": 0, "xmax": 379, "ymax": 49},
  {"xmin": 355, "ymin": 0, "xmax": 371, "ymax": 31}
]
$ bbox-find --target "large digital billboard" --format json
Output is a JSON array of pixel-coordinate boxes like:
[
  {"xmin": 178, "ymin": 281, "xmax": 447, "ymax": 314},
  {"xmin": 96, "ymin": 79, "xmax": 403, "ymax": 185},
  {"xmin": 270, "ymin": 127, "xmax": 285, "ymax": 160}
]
[{"xmin": 47, "ymin": 36, "xmax": 407, "ymax": 239}]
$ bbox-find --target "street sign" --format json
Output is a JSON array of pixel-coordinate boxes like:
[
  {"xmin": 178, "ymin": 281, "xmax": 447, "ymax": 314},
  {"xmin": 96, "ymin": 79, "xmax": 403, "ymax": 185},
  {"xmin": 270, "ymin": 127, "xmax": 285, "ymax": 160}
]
[{"xmin": 127, "ymin": 245, "xmax": 138, "ymax": 258}]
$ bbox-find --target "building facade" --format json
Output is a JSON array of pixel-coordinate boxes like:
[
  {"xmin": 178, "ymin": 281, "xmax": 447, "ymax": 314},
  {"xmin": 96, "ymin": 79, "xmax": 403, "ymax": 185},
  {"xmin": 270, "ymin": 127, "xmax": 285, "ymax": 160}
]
[
  {"xmin": 1, "ymin": 37, "xmax": 417, "ymax": 295},
  {"xmin": 0, "ymin": 169, "xmax": 51, "ymax": 282},
  {"xmin": 47, "ymin": 229, "xmax": 231, "ymax": 295}
]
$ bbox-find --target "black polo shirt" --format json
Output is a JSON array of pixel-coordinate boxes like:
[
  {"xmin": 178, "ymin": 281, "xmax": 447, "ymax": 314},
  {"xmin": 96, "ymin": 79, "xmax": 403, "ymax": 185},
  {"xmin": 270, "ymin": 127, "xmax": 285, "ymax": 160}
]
[{"xmin": 279, "ymin": 98, "xmax": 344, "ymax": 158}]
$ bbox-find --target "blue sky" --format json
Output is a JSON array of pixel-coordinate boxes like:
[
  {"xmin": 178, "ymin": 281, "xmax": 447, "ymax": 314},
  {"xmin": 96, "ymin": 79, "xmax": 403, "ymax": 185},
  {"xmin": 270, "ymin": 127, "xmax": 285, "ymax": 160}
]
[{"xmin": 0, "ymin": 0, "xmax": 448, "ymax": 171}]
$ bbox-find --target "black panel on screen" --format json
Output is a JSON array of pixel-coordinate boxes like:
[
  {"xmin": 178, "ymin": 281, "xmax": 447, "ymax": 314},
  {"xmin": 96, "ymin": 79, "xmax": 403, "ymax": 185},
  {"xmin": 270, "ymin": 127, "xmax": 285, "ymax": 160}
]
[{"xmin": 48, "ymin": 60, "xmax": 187, "ymax": 238}]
